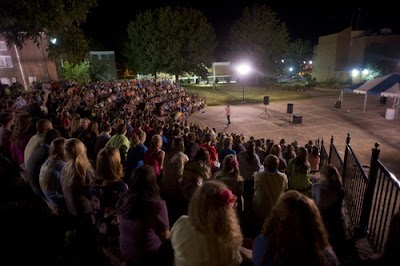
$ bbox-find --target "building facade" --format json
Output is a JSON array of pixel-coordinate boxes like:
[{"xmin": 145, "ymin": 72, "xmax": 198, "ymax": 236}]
[
  {"xmin": 312, "ymin": 27, "xmax": 400, "ymax": 83},
  {"xmin": 0, "ymin": 35, "xmax": 58, "ymax": 90},
  {"xmin": 88, "ymin": 51, "xmax": 117, "ymax": 81}
]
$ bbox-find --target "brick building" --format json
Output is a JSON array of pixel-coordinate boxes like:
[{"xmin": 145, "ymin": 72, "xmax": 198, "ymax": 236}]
[{"xmin": 0, "ymin": 34, "xmax": 58, "ymax": 90}]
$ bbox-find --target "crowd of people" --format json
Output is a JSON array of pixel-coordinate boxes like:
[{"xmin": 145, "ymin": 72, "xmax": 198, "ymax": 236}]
[{"xmin": 0, "ymin": 79, "xmax": 398, "ymax": 266}]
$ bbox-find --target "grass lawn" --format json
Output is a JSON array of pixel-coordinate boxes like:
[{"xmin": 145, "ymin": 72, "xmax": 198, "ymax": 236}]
[{"xmin": 182, "ymin": 83, "xmax": 316, "ymax": 106}]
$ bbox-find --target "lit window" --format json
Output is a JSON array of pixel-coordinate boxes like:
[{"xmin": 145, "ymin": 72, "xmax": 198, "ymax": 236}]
[
  {"xmin": 0, "ymin": 56, "xmax": 13, "ymax": 68},
  {"xmin": 0, "ymin": 42, "xmax": 7, "ymax": 50}
]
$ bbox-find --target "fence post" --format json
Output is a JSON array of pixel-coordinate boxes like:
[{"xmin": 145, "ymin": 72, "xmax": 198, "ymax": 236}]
[
  {"xmin": 342, "ymin": 133, "xmax": 351, "ymax": 180},
  {"xmin": 359, "ymin": 143, "xmax": 380, "ymax": 234},
  {"xmin": 328, "ymin": 135, "xmax": 334, "ymax": 164}
]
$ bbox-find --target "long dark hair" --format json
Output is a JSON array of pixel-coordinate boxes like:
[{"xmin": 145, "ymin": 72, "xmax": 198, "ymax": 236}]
[
  {"xmin": 117, "ymin": 165, "xmax": 160, "ymax": 219},
  {"xmin": 261, "ymin": 190, "xmax": 332, "ymax": 266}
]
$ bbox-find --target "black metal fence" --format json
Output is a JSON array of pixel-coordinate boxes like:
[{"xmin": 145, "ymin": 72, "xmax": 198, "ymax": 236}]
[{"xmin": 318, "ymin": 134, "xmax": 400, "ymax": 254}]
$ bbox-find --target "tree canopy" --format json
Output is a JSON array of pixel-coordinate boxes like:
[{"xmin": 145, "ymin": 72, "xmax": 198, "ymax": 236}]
[
  {"xmin": 227, "ymin": 4, "xmax": 289, "ymax": 79},
  {"xmin": 284, "ymin": 39, "xmax": 313, "ymax": 74},
  {"xmin": 0, "ymin": 0, "xmax": 97, "ymax": 63},
  {"xmin": 125, "ymin": 6, "xmax": 216, "ymax": 79}
]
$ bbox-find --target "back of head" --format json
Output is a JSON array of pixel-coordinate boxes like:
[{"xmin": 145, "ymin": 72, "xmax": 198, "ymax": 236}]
[
  {"xmin": 0, "ymin": 111, "xmax": 14, "ymax": 126},
  {"xmin": 101, "ymin": 122, "xmax": 111, "ymax": 133},
  {"xmin": 170, "ymin": 137, "xmax": 185, "ymax": 154},
  {"xmin": 188, "ymin": 180, "xmax": 242, "ymax": 247},
  {"xmin": 118, "ymin": 165, "xmax": 160, "ymax": 218},
  {"xmin": 270, "ymin": 143, "xmax": 282, "ymax": 156},
  {"xmin": 116, "ymin": 123, "xmax": 126, "ymax": 135},
  {"xmin": 129, "ymin": 165, "xmax": 159, "ymax": 198},
  {"xmin": 320, "ymin": 164, "xmax": 343, "ymax": 190},
  {"xmin": 11, "ymin": 113, "xmax": 32, "ymax": 140},
  {"xmin": 131, "ymin": 129, "xmax": 145, "ymax": 146},
  {"xmin": 49, "ymin": 137, "xmax": 66, "ymax": 160},
  {"xmin": 223, "ymin": 136, "xmax": 232, "ymax": 148},
  {"xmin": 44, "ymin": 128, "xmax": 61, "ymax": 145},
  {"xmin": 187, "ymin": 132, "xmax": 196, "ymax": 142},
  {"xmin": 203, "ymin": 133, "xmax": 212, "ymax": 143},
  {"xmin": 37, "ymin": 119, "xmax": 52, "ymax": 134},
  {"xmin": 62, "ymin": 138, "xmax": 92, "ymax": 186},
  {"xmin": 151, "ymin": 134, "xmax": 162, "ymax": 148},
  {"xmin": 246, "ymin": 140, "xmax": 255, "ymax": 153},
  {"xmin": 221, "ymin": 154, "xmax": 240, "ymax": 176},
  {"xmin": 261, "ymin": 190, "xmax": 330, "ymax": 265},
  {"xmin": 64, "ymin": 138, "xmax": 86, "ymax": 161},
  {"xmin": 96, "ymin": 146, "xmax": 123, "ymax": 181},
  {"xmin": 192, "ymin": 147, "xmax": 211, "ymax": 168},
  {"xmin": 264, "ymin": 154, "xmax": 279, "ymax": 172}
]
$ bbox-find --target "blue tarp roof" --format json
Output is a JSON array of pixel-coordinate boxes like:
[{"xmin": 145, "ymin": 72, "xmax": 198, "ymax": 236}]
[{"xmin": 343, "ymin": 73, "xmax": 400, "ymax": 97}]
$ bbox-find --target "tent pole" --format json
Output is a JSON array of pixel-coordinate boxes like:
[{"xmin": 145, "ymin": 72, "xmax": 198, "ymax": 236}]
[{"xmin": 363, "ymin": 94, "xmax": 368, "ymax": 112}]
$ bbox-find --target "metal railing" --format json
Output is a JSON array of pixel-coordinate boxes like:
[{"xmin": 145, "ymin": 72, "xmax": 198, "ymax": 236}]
[{"xmin": 319, "ymin": 134, "xmax": 400, "ymax": 254}]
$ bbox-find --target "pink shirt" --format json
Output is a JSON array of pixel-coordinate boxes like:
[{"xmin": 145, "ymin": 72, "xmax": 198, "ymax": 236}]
[{"xmin": 225, "ymin": 106, "xmax": 231, "ymax": 115}]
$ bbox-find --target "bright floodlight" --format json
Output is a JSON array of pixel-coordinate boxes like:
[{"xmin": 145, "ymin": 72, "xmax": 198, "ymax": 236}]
[
  {"xmin": 237, "ymin": 64, "xmax": 251, "ymax": 76},
  {"xmin": 352, "ymin": 69, "xmax": 360, "ymax": 77},
  {"xmin": 50, "ymin": 38, "xmax": 57, "ymax": 44},
  {"xmin": 237, "ymin": 63, "xmax": 251, "ymax": 103}
]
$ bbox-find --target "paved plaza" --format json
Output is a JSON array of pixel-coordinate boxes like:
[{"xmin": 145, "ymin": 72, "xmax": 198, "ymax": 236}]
[{"xmin": 187, "ymin": 88, "xmax": 400, "ymax": 179}]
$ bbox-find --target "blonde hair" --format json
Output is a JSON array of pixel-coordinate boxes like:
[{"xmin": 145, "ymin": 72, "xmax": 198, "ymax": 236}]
[
  {"xmin": 220, "ymin": 154, "xmax": 242, "ymax": 181},
  {"xmin": 188, "ymin": 180, "xmax": 243, "ymax": 259},
  {"xmin": 10, "ymin": 113, "xmax": 31, "ymax": 141},
  {"xmin": 70, "ymin": 116, "xmax": 81, "ymax": 134},
  {"xmin": 96, "ymin": 146, "xmax": 124, "ymax": 182},
  {"xmin": 151, "ymin": 134, "xmax": 162, "ymax": 148},
  {"xmin": 49, "ymin": 137, "xmax": 66, "ymax": 161},
  {"xmin": 62, "ymin": 138, "xmax": 94, "ymax": 187},
  {"xmin": 130, "ymin": 129, "xmax": 146, "ymax": 147}
]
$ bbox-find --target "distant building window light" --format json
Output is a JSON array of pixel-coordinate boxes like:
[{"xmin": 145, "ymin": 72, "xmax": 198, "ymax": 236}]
[
  {"xmin": 1, "ymin": 78, "xmax": 10, "ymax": 85},
  {"xmin": 0, "ymin": 42, "xmax": 7, "ymax": 50},
  {"xmin": 0, "ymin": 56, "xmax": 13, "ymax": 68},
  {"xmin": 28, "ymin": 76, "xmax": 36, "ymax": 84}
]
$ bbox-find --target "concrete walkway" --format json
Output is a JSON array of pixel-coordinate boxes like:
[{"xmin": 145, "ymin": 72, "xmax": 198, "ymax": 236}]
[{"xmin": 187, "ymin": 88, "xmax": 400, "ymax": 179}]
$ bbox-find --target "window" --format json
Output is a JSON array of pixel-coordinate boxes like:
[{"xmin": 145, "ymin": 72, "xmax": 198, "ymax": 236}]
[
  {"xmin": 0, "ymin": 42, "xmax": 7, "ymax": 50},
  {"xmin": 102, "ymin": 54, "xmax": 109, "ymax": 60},
  {"xmin": 0, "ymin": 56, "xmax": 13, "ymax": 68},
  {"xmin": 1, "ymin": 78, "xmax": 10, "ymax": 85},
  {"xmin": 28, "ymin": 76, "xmax": 36, "ymax": 84}
]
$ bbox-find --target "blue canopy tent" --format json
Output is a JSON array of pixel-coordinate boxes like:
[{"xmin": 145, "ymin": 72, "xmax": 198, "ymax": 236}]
[{"xmin": 340, "ymin": 73, "xmax": 400, "ymax": 116}]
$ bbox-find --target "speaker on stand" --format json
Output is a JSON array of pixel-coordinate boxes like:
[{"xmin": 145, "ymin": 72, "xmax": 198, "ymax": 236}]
[
  {"xmin": 280, "ymin": 103, "xmax": 294, "ymax": 128},
  {"xmin": 259, "ymin": 96, "xmax": 270, "ymax": 117},
  {"xmin": 287, "ymin": 103, "xmax": 293, "ymax": 114}
]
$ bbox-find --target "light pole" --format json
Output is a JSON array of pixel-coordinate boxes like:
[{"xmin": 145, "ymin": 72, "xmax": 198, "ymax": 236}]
[{"xmin": 237, "ymin": 64, "xmax": 251, "ymax": 103}]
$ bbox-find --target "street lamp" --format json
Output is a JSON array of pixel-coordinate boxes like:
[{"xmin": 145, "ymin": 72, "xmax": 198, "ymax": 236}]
[{"xmin": 237, "ymin": 64, "xmax": 251, "ymax": 103}]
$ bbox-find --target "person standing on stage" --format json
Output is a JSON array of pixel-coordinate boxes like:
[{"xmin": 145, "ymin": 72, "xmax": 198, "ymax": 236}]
[{"xmin": 225, "ymin": 104, "xmax": 231, "ymax": 125}]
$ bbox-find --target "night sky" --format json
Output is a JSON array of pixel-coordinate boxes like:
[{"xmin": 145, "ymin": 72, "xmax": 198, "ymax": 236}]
[{"xmin": 82, "ymin": 2, "xmax": 400, "ymax": 61}]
